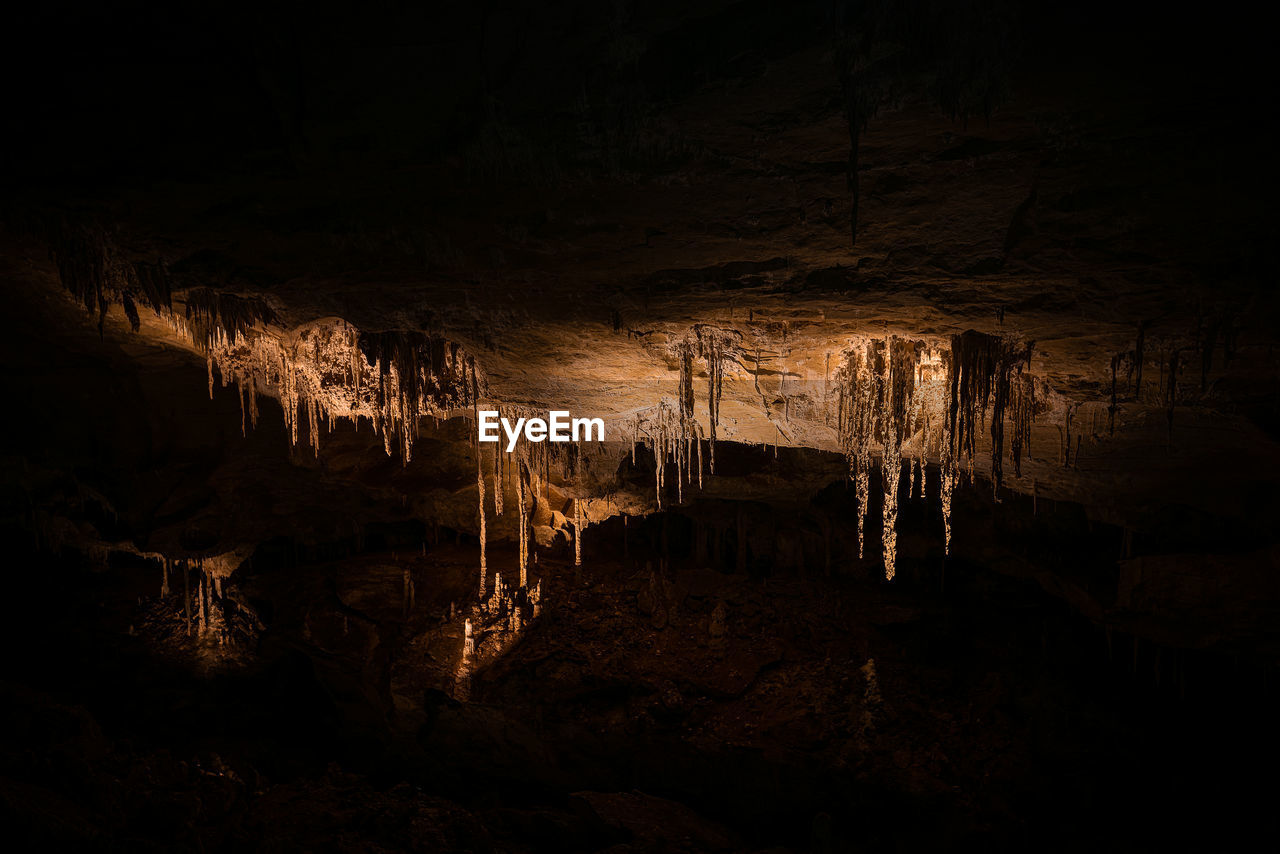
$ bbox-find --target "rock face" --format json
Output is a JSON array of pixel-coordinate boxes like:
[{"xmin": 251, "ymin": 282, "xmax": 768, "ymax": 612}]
[{"xmin": 1, "ymin": 2, "xmax": 1276, "ymax": 850}]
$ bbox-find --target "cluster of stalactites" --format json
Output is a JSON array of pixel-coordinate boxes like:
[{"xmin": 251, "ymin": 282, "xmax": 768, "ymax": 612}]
[
  {"xmin": 201, "ymin": 320, "xmax": 484, "ymax": 464},
  {"xmin": 633, "ymin": 399, "xmax": 704, "ymax": 509},
  {"xmin": 41, "ymin": 220, "xmax": 491, "ymax": 466},
  {"xmin": 948, "ymin": 330, "xmax": 1035, "ymax": 494},
  {"xmin": 359, "ymin": 330, "xmax": 480, "ymax": 461},
  {"xmin": 690, "ymin": 326, "xmax": 739, "ymax": 475},
  {"xmin": 833, "ymin": 331, "xmax": 1038, "ymax": 573},
  {"xmin": 479, "ymin": 406, "xmax": 611, "ymax": 606},
  {"xmin": 185, "ymin": 288, "xmax": 276, "ymax": 352},
  {"xmin": 835, "ymin": 336, "xmax": 940, "ymax": 578},
  {"xmin": 42, "ymin": 217, "xmax": 174, "ymax": 335},
  {"xmin": 663, "ymin": 328, "xmax": 731, "ymax": 486},
  {"xmin": 465, "ymin": 410, "xmax": 566, "ymax": 684}
]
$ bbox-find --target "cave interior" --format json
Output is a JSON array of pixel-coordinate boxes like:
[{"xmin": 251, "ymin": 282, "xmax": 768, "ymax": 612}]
[{"xmin": 2, "ymin": 1, "xmax": 1278, "ymax": 851}]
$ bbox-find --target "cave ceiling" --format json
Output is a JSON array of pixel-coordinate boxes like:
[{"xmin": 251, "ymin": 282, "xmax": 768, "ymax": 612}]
[{"xmin": 3, "ymin": 1, "xmax": 1276, "ymax": 598}]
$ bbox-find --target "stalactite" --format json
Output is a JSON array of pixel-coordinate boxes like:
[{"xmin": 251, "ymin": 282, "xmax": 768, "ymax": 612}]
[
  {"xmin": 677, "ymin": 436, "xmax": 685, "ymax": 504},
  {"xmin": 882, "ymin": 451, "xmax": 900, "ymax": 579},
  {"xmin": 654, "ymin": 432, "xmax": 664, "ymax": 508},
  {"xmin": 1060, "ymin": 403, "xmax": 1076, "ymax": 466},
  {"xmin": 678, "ymin": 342, "xmax": 695, "ymax": 423},
  {"xmin": 850, "ymin": 450, "xmax": 866, "ymax": 558},
  {"xmin": 477, "ymin": 448, "xmax": 487, "ymax": 595},
  {"xmin": 574, "ymin": 497, "xmax": 583, "ymax": 567},
  {"xmin": 637, "ymin": 399, "xmax": 704, "ymax": 509},
  {"xmin": 695, "ymin": 326, "xmax": 738, "ymax": 474},
  {"xmin": 518, "ymin": 461, "xmax": 530, "ymax": 588},
  {"xmin": 942, "ymin": 441, "xmax": 956, "ymax": 557},
  {"xmin": 880, "ymin": 343, "xmax": 906, "ymax": 579},
  {"xmin": 1010, "ymin": 368, "xmax": 1034, "ymax": 478},
  {"xmin": 492, "ymin": 442, "xmax": 503, "ymax": 516}
]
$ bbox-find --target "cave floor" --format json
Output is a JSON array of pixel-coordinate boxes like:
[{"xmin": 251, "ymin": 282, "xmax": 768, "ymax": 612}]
[{"xmin": 4, "ymin": 537, "xmax": 1274, "ymax": 852}]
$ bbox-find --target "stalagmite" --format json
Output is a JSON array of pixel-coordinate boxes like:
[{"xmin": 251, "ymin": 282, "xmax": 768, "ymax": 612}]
[
  {"xmin": 696, "ymin": 435, "xmax": 703, "ymax": 489},
  {"xmin": 491, "ymin": 572, "xmax": 506, "ymax": 614},
  {"xmin": 463, "ymin": 618, "xmax": 474, "ymax": 658},
  {"xmin": 197, "ymin": 571, "xmax": 207, "ymax": 636}
]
